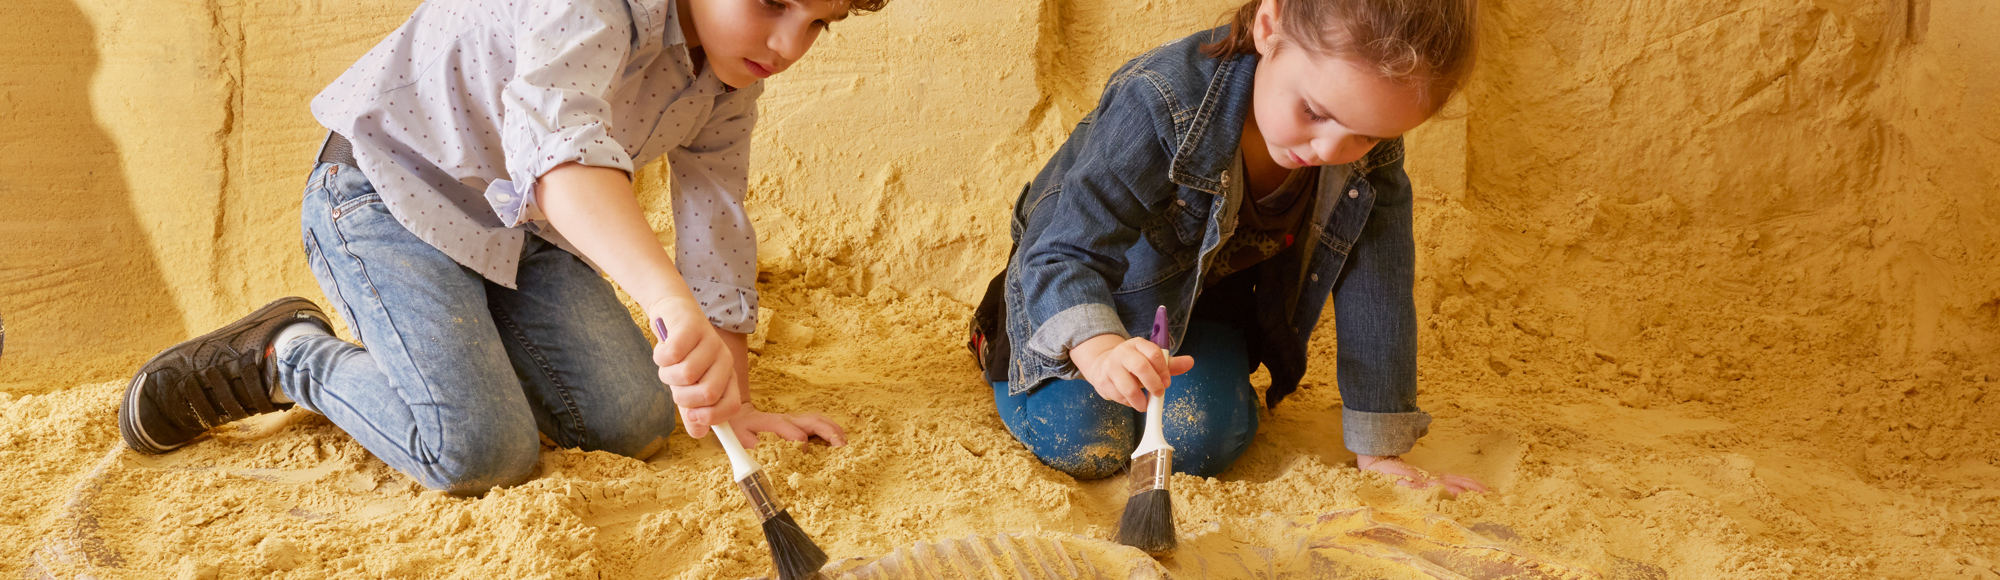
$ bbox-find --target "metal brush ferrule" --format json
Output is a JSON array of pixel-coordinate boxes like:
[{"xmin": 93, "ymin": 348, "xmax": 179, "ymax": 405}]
[
  {"xmin": 737, "ymin": 470, "xmax": 787, "ymax": 522},
  {"xmin": 1127, "ymin": 449, "xmax": 1173, "ymax": 497}
]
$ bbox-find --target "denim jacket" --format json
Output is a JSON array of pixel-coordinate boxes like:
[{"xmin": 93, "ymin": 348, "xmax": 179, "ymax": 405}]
[{"xmin": 1001, "ymin": 27, "xmax": 1431, "ymax": 456}]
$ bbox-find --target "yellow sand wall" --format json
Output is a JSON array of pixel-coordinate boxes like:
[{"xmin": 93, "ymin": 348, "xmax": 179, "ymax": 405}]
[{"xmin": 1, "ymin": 0, "xmax": 1994, "ymax": 388}]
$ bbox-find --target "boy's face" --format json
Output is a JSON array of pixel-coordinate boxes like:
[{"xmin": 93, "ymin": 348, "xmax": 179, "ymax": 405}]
[
  {"xmin": 1246, "ymin": 3, "xmax": 1432, "ymax": 169},
  {"xmin": 681, "ymin": 0, "xmax": 850, "ymax": 88}
]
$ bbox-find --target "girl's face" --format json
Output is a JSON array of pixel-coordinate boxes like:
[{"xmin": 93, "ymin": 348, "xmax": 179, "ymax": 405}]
[
  {"xmin": 680, "ymin": 0, "xmax": 849, "ymax": 88},
  {"xmin": 1247, "ymin": 5, "xmax": 1434, "ymax": 169}
]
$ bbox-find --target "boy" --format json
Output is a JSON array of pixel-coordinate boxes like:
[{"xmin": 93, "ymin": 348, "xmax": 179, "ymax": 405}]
[{"xmin": 118, "ymin": 0, "xmax": 881, "ymax": 495}]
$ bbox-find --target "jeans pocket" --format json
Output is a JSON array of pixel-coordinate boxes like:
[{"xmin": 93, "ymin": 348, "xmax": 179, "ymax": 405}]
[
  {"xmin": 331, "ymin": 192, "xmax": 383, "ymax": 221},
  {"xmin": 319, "ymin": 163, "xmax": 383, "ymax": 221}
]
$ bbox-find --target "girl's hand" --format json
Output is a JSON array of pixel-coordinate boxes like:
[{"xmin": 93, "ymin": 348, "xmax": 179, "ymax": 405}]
[
  {"xmin": 1357, "ymin": 455, "xmax": 1489, "ymax": 494},
  {"xmin": 647, "ymin": 296, "xmax": 740, "ymax": 438},
  {"xmin": 725, "ymin": 406, "xmax": 848, "ymax": 449},
  {"xmin": 1070, "ymin": 334, "xmax": 1195, "ymax": 410}
]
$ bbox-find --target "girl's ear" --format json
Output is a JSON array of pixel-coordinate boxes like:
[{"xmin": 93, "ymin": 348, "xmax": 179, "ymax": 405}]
[{"xmin": 1250, "ymin": 0, "xmax": 1282, "ymax": 56}]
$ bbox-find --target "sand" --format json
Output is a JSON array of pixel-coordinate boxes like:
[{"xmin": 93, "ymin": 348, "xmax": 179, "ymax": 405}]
[{"xmin": 3, "ymin": 0, "xmax": 1998, "ymax": 578}]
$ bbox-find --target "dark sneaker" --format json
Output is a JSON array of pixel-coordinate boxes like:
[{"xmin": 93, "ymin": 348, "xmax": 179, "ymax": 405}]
[{"xmin": 120, "ymin": 297, "xmax": 333, "ymax": 454}]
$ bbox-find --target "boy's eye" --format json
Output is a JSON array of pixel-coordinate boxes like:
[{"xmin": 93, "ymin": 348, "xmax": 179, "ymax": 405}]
[{"xmin": 761, "ymin": 0, "xmax": 784, "ymax": 10}]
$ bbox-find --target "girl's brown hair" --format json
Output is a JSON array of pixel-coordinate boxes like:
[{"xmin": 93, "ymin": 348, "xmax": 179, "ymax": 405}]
[{"xmin": 1202, "ymin": 0, "xmax": 1478, "ymax": 105}]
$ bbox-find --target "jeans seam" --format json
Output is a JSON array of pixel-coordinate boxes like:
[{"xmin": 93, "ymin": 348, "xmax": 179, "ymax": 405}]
[
  {"xmin": 304, "ymin": 235, "xmax": 354, "ymax": 327},
  {"xmin": 492, "ymin": 307, "xmax": 587, "ymax": 447},
  {"xmin": 328, "ymin": 192, "xmax": 446, "ymax": 465}
]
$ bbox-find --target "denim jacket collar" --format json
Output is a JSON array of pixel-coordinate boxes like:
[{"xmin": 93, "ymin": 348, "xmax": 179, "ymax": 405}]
[{"xmin": 1167, "ymin": 52, "xmax": 1258, "ymax": 196}]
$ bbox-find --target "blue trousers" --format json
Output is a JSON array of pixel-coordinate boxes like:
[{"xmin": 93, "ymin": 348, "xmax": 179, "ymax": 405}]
[
  {"xmin": 278, "ymin": 161, "xmax": 675, "ymax": 495},
  {"xmin": 992, "ymin": 319, "xmax": 1260, "ymax": 480}
]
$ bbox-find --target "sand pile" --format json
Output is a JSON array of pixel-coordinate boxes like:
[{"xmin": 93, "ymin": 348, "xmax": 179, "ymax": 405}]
[{"xmin": 3, "ymin": 0, "xmax": 1998, "ymax": 578}]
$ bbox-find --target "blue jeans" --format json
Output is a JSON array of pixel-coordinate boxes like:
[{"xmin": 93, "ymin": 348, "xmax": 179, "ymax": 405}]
[
  {"xmin": 279, "ymin": 161, "xmax": 674, "ymax": 495},
  {"xmin": 992, "ymin": 319, "xmax": 1260, "ymax": 480}
]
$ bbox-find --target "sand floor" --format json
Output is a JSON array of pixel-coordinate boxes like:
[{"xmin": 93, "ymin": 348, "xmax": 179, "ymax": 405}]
[{"xmin": 5, "ymin": 265, "xmax": 1997, "ymax": 578}]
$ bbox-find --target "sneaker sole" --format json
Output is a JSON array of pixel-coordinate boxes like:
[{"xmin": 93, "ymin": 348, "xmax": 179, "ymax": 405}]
[{"xmin": 118, "ymin": 297, "xmax": 331, "ymax": 455}]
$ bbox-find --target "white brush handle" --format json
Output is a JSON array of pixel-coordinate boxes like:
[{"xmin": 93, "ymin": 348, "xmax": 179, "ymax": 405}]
[
  {"xmin": 711, "ymin": 420, "xmax": 761, "ymax": 481},
  {"xmin": 1132, "ymin": 392, "xmax": 1171, "ymax": 459}
]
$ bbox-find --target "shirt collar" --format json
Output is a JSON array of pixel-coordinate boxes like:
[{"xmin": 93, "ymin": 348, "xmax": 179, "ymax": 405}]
[
  {"xmin": 662, "ymin": 0, "xmax": 743, "ymax": 94},
  {"xmin": 662, "ymin": 0, "xmax": 688, "ymax": 47}
]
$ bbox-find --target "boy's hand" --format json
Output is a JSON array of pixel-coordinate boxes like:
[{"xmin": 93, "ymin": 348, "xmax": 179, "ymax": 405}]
[
  {"xmin": 1357, "ymin": 455, "xmax": 1489, "ymax": 494},
  {"xmin": 1070, "ymin": 334, "xmax": 1195, "ymax": 411},
  {"xmin": 647, "ymin": 296, "xmax": 740, "ymax": 438},
  {"xmin": 725, "ymin": 405, "xmax": 848, "ymax": 449}
]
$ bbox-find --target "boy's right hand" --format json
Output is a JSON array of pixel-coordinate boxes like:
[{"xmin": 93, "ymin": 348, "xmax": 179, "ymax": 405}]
[
  {"xmin": 1070, "ymin": 334, "xmax": 1195, "ymax": 411},
  {"xmin": 647, "ymin": 296, "xmax": 740, "ymax": 438}
]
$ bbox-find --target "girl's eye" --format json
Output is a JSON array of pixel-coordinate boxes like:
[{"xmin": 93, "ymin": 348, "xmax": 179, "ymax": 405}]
[{"xmin": 1302, "ymin": 102, "xmax": 1327, "ymax": 122}]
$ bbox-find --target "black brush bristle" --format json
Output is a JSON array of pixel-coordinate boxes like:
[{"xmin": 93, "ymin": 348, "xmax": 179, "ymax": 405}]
[
  {"xmin": 1114, "ymin": 488, "xmax": 1177, "ymax": 555},
  {"xmin": 761, "ymin": 509, "xmax": 829, "ymax": 580}
]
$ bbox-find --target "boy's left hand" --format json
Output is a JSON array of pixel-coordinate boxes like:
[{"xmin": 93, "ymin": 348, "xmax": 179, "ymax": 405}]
[{"xmin": 726, "ymin": 405, "xmax": 847, "ymax": 449}]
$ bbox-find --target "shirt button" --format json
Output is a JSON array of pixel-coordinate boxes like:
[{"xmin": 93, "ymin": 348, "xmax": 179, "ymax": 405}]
[
  {"xmin": 1311, "ymin": 273, "xmax": 1319, "ymax": 282},
  {"xmin": 1348, "ymin": 188, "xmax": 1360, "ymax": 199},
  {"xmin": 496, "ymin": 193, "xmax": 513, "ymax": 203},
  {"xmin": 1176, "ymin": 199, "xmax": 1188, "ymax": 207}
]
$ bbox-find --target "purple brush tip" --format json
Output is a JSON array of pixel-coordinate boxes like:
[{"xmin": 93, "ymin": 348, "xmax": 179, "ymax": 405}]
[
  {"xmin": 1150, "ymin": 306, "xmax": 1169, "ymax": 349},
  {"xmin": 650, "ymin": 318, "xmax": 668, "ymax": 342}
]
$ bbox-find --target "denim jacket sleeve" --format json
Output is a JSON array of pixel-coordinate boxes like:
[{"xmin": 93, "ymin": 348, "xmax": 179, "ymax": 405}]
[
  {"xmin": 1012, "ymin": 72, "xmax": 1179, "ymax": 376},
  {"xmin": 1332, "ymin": 147, "xmax": 1432, "ymax": 457}
]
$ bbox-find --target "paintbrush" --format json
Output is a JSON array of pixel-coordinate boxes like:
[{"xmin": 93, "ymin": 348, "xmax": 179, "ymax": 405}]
[
  {"xmin": 652, "ymin": 318, "xmax": 829, "ymax": 580},
  {"xmin": 1115, "ymin": 305, "xmax": 1178, "ymax": 555}
]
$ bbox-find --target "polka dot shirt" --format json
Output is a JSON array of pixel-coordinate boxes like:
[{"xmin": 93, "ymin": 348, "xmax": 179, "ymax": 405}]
[{"xmin": 309, "ymin": 0, "xmax": 762, "ymax": 333}]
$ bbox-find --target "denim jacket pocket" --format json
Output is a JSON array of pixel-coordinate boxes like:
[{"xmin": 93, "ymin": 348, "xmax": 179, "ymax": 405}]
[{"xmin": 1164, "ymin": 188, "xmax": 1212, "ymax": 247}]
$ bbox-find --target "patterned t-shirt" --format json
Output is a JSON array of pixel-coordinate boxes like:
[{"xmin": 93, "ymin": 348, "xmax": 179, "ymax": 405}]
[{"xmin": 1206, "ymin": 160, "xmax": 1320, "ymax": 282}]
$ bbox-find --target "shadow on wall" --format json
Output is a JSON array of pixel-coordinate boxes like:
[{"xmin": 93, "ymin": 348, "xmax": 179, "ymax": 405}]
[{"xmin": 0, "ymin": 0, "xmax": 187, "ymax": 390}]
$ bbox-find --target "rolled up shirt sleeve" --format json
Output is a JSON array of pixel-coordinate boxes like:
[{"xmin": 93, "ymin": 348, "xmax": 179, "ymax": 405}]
[
  {"xmin": 665, "ymin": 84, "xmax": 763, "ymax": 334},
  {"xmin": 494, "ymin": 0, "xmax": 640, "ymax": 228}
]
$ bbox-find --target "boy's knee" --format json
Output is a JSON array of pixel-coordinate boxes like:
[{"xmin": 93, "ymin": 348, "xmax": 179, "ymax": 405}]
[
  {"xmin": 429, "ymin": 434, "xmax": 541, "ymax": 496},
  {"xmin": 589, "ymin": 424, "xmax": 673, "ymax": 461},
  {"xmin": 581, "ymin": 395, "xmax": 676, "ymax": 461}
]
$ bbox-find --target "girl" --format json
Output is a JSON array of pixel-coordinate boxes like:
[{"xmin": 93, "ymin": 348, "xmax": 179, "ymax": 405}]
[
  {"xmin": 119, "ymin": 0, "xmax": 881, "ymax": 495},
  {"xmin": 975, "ymin": 0, "xmax": 1486, "ymax": 492}
]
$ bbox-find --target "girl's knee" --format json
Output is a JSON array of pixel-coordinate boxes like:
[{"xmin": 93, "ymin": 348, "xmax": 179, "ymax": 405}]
[
  {"xmin": 1000, "ymin": 377, "xmax": 1140, "ymax": 480},
  {"xmin": 1032, "ymin": 437, "xmax": 1135, "ymax": 480},
  {"xmin": 1163, "ymin": 395, "xmax": 1259, "ymax": 478},
  {"xmin": 1019, "ymin": 415, "xmax": 1138, "ymax": 480},
  {"xmin": 1171, "ymin": 436, "xmax": 1250, "ymax": 478}
]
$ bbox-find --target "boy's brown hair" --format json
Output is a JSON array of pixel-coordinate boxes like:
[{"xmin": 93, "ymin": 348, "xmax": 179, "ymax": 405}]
[
  {"xmin": 841, "ymin": 0, "xmax": 890, "ymax": 16},
  {"xmin": 1202, "ymin": 0, "xmax": 1478, "ymax": 106}
]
